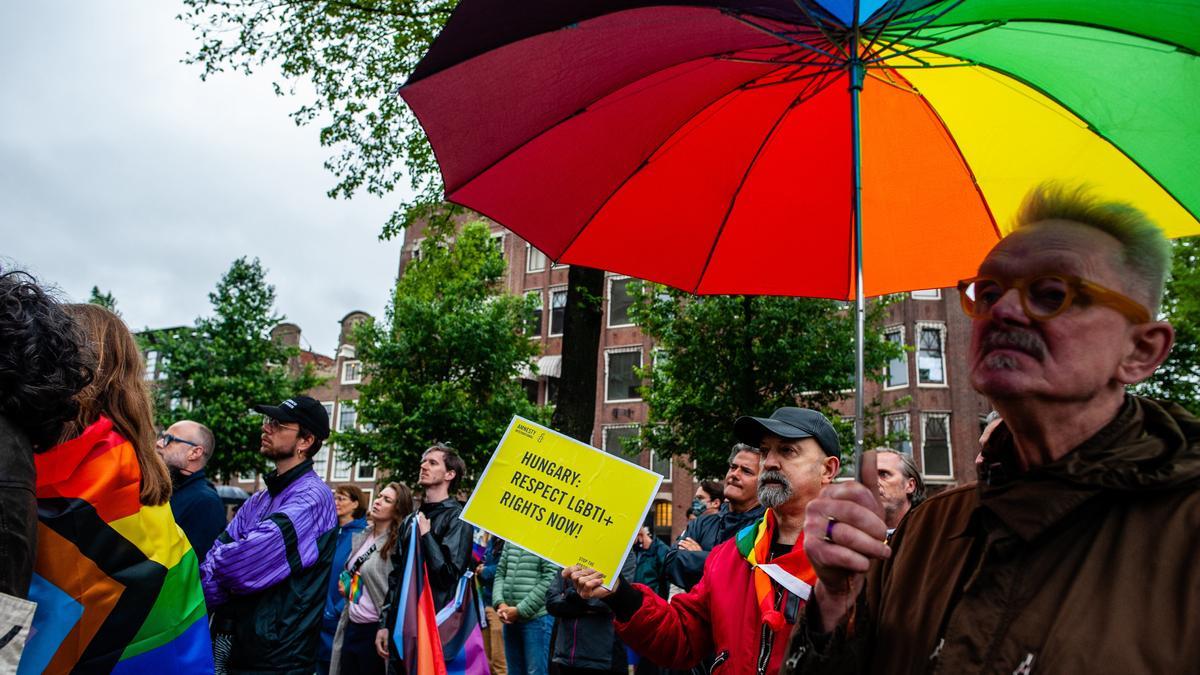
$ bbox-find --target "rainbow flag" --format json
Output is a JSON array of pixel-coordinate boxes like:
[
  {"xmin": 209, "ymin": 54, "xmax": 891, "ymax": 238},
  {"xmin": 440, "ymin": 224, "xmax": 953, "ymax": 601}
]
[{"xmin": 20, "ymin": 416, "xmax": 213, "ymax": 674}]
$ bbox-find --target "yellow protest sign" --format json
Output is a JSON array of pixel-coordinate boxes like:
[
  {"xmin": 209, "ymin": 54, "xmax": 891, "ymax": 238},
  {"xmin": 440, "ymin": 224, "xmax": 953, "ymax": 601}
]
[{"xmin": 462, "ymin": 416, "xmax": 663, "ymax": 587}]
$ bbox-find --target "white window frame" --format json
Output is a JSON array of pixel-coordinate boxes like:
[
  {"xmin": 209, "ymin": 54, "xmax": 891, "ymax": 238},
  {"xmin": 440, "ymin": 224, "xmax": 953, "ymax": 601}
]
[
  {"xmin": 525, "ymin": 243, "xmax": 547, "ymax": 272},
  {"xmin": 144, "ymin": 350, "xmax": 159, "ymax": 381},
  {"xmin": 607, "ymin": 276, "xmax": 636, "ymax": 328},
  {"xmin": 910, "ymin": 288, "xmax": 942, "ymax": 300},
  {"xmin": 311, "ymin": 446, "xmax": 330, "ymax": 481},
  {"xmin": 601, "ymin": 423, "xmax": 640, "ymax": 458},
  {"xmin": 604, "ymin": 347, "xmax": 644, "ymax": 403},
  {"xmin": 885, "ymin": 412, "xmax": 912, "ymax": 454},
  {"xmin": 548, "ymin": 286, "xmax": 568, "ymax": 337},
  {"xmin": 360, "ymin": 488, "xmax": 374, "ymax": 504},
  {"xmin": 238, "ymin": 471, "xmax": 256, "ymax": 483},
  {"xmin": 342, "ymin": 360, "xmax": 363, "ymax": 385},
  {"xmin": 409, "ymin": 237, "xmax": 425, "ymax": 262},
  {"xmin": 526, "ymin": 289, "xmax": 543, "ymax": 338},
  {"xmin": 337, "ymin": 401, "xmax": 358, "ymax": 433},
  {"xmin": 650, "ymin": 450, "xmax": 673, "ymax": 481},
  {"xmin": 920, "ymin": 412, "xmax": 954, "ymax": 479},
  {"xmin": 915, "ymin": 321, "xmax": 948, "ymax": 387},
  {"xmin": 331, "ymin": 449, "xmax": 353, "ymax": 481},
  {"xmin": 357, "ymin": 462, "xmax": 377, "ymax": 481},
  {"xmin": 883, "ymin": 325, "xmax": 908, "ymax": 390},
  {"xmin": 490, "ymin": 231, "xmax": 507, "ymax": 259}
]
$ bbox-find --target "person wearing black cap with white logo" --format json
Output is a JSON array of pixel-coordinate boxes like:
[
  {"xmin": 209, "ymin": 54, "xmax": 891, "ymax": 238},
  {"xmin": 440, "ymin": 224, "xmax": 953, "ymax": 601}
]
[
  {"xmin": 201, "ymin": 396, "xmax": 339, "ymax": 674},
  {"xmin": 563, "ymin": 407, "xmax": 841, "ymax": 675}
]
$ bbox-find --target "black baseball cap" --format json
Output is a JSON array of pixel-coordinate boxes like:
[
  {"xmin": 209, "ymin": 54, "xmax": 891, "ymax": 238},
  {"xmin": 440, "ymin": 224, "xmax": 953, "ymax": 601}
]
[
  {"xmin": 254, "ymin": 396, "xmax": 331, "ymax": 440},
  {"xmin": 734, "ymin": 407, "xmax": 840, "ymax": 457}
]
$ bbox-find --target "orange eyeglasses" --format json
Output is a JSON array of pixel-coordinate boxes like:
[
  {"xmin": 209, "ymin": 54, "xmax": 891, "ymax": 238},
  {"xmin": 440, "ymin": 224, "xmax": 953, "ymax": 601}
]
[{"xmin": 957, "ymin": 274, "xmax": 1150, "ymax": 324}]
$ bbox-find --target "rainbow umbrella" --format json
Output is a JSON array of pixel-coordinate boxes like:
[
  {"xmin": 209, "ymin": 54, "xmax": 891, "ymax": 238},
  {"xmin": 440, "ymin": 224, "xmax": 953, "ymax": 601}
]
[{"xmin": 400, "ymin": 0, "xmax": 1200, "ymax": 469}]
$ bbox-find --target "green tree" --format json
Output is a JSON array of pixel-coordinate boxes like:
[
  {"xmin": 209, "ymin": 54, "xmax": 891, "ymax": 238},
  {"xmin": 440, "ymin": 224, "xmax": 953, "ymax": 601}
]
[
  {"xmin": 152, "ymin": 257, "xmax": 322, "ymax": 479},
  {"xmin": 1139, "ymin": 236, "xmax": 1200, "ymax": 413},
  {"xmin": 181, "ymin": 1, "xmax": 609, "ymax": 446},
  {"xmin": 629, "ymin": 287, "xmax": 903, "ymax": 478},
  {"xmin": 88, "ymin": 286, "xmax": 119, "ymax": 315},
  {"xmin": 337, "ymin": 220, "xmax": 546, "ymax": 484}
]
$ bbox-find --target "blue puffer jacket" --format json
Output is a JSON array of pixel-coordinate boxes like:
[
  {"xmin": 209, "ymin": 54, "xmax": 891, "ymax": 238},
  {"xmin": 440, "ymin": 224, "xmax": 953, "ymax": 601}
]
[{"xmin": 319, "ymin": 516, "xmax": 367, "ymax": 662}]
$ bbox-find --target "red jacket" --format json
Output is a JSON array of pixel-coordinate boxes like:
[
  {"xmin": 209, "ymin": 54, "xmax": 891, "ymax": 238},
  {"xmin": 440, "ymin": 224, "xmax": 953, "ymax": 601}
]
[{"xmin": 614, "ymin": 536, "xmax": 803, "ymax": 675}]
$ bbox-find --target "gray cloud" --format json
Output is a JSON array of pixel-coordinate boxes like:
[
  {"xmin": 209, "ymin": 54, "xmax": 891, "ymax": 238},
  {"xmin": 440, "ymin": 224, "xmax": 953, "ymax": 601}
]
[{"xmin": 0, "ymin": 0, "xmax": 408, "ymax": 354}]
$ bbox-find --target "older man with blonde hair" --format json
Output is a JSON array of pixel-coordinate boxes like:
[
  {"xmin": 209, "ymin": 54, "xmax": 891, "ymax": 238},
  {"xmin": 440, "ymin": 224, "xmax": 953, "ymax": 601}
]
[{"xmin": 787, "ymin": 184, "xmax": 1200, "ymax": 674}]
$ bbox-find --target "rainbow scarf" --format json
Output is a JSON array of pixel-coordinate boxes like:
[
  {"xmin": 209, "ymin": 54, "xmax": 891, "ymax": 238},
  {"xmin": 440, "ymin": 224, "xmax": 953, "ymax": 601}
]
[
  {"xmin": 734, "ymin": 509, "xmax": 817, "ymax": 631},
  {"xmin": 20, "ymin": 416, "xmax": 213, "ymax": 674}
]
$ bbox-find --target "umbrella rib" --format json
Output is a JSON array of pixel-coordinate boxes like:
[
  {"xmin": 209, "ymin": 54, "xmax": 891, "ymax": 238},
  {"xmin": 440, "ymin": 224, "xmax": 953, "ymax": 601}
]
[
  {"xmin": 691, "ymin": 69, "xmax": 845, "ymax": 294},
  {"xmin": 861, "ymin": 0, "xmax": 910, "ymax": 61},
  {"xmin": 867, "ymin": 21, "xmax": 1004, "ymax": 64},
  {"xmin": 788, "ymin": 1, "xmax": 853, "ymax": 61},
  {"xmin": 879, "ymin": 17, "xmax": 1200, "ymax": 54},
  {"xmin": 863, "ymin": 0, "xmax": 969, "ymax": 55},
  {"xmin": 553, "ymin": 62, "xmax": 796, "ymax": 263},
  {"xmin": 725, "ymin": 11, "xmax": 843, "ymax": 63},
  {"xmin": 739, "ymin": 65, "xmax": 849, "ymax": 90}
]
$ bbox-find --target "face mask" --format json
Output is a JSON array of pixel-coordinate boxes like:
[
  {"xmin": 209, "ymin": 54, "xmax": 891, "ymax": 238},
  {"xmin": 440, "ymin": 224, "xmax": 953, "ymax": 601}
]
[{"xmin": 690, "ymin": 498, "xmax": 706, "ymax": 516}]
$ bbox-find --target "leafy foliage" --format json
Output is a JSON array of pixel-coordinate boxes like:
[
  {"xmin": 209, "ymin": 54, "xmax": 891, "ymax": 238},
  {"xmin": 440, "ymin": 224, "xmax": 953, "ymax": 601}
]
[
  {"xmin": 629, "ymin": 286, "xmax": 903, "ymax": 478},
  {"xmin": 1139, "ymin": 236, "xmax": 1200, "ymax": 413},
  {"xmin": 336, "ymin": 220, "xmax": 546, "ymax": 485},
  {"xmin": 151, "ymin": 257, "xmax": 322, "ymax": 479},
  {"xmin": 178, "ymin": 0, "xmax": 454, "ymax": 239},
  {"xmin": 88, "ymin": 286, "xmax": 119, "ymax": 315}
]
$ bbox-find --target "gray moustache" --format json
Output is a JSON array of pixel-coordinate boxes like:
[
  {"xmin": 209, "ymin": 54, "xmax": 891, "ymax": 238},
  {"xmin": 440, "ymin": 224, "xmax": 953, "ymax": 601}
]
[{"xmin": 981, "ymin": 329, "xmax": 1045, "ymax": 360}]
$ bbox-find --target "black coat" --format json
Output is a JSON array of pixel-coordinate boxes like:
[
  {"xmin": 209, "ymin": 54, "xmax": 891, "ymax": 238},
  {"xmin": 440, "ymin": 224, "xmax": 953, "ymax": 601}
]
[
  {"xmin": 546, "ymin": 552, "xmax": 636, "ymax": 672},
  {"xmin": 0, "ymin": 415, "xmax": 35, "ymax": 598},
  {"xmin": 169, "ymin": 468, "xmax": 227, "ymax": 565},
  {"xmin": 663, "ymin": 503, "xmax": 764, "ymax": 591}
]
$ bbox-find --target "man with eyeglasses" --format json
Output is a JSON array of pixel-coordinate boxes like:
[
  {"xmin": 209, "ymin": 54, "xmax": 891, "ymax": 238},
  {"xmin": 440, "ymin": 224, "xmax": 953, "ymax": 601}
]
[
  {"xmin": 784, "ymin": 184, "xmax": 1200, "ymax": 674},
  {"xmin": 156, "ymin": 420, "xmax": 225, "ymax": 564},
  {"xmin": 201, "ymin": 396, "xmax": 338, "ymax": 674}
]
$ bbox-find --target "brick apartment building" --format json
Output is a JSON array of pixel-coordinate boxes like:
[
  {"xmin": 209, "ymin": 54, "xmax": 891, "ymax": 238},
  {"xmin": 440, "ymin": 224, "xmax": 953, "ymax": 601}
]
[{"xmin": 400, "ymin": 215, "xmax": 992, "ymax": 537}]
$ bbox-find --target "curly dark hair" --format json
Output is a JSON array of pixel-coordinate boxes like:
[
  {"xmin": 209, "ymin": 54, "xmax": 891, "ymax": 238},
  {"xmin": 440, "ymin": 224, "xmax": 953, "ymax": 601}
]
[{"xmin": 0, "ymin": 270, "xmax": 93, "ymax": 450}]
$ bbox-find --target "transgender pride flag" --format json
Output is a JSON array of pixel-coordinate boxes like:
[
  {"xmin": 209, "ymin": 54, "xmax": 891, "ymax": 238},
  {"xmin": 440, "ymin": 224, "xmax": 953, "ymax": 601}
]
[{"xmin": 393, "ymin": 521, "xmax": 489, "ymax": 675}]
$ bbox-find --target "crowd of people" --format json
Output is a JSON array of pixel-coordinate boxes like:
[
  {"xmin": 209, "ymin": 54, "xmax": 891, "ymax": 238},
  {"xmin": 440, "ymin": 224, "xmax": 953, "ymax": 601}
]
[{"xmin": 2, "ymin": 183, "xmax": 1198, "ymax": 674}]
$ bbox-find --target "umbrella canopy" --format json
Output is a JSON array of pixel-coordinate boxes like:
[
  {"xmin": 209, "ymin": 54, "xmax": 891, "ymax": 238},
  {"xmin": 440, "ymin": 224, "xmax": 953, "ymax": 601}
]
[{"xmin": 401, "ymin": 0, "xmax": 1200, "ymax": 298}]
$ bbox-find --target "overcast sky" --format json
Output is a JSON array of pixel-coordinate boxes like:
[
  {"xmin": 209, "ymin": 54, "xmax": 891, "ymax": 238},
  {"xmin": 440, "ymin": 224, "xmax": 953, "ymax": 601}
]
[{"xmin": 0, "ymin": 1, "xmax": 409, "ymax": 355}]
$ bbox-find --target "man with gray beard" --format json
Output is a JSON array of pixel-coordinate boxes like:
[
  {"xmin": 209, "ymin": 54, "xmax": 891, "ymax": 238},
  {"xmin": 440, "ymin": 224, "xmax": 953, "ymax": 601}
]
[{"xmin": 563, "ymin": 407, "xmax": 841, "ymax": 675}]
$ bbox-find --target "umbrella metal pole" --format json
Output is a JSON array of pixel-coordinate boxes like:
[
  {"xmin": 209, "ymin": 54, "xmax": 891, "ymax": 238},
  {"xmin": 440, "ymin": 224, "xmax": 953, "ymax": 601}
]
[{"xmin": 851, "ymin": 56, "xmax": 866, "ymax": 482}]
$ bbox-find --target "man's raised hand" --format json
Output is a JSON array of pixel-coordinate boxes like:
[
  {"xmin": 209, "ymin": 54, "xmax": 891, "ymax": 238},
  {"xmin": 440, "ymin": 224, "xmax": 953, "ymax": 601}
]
[{"xmin": 562, "ymin": 565, "xmax": 616, "ymax": 600}]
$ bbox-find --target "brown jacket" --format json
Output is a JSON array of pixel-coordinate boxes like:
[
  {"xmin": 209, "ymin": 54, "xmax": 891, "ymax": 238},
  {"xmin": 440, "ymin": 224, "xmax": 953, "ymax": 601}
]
[{"xmin": 786, "ymin": 396, "xmax": 1200, "ymax": 674}]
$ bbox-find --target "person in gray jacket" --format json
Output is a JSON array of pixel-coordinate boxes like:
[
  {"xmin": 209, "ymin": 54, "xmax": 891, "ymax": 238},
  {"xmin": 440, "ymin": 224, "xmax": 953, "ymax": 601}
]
[{"xmin": 494, "ymin": 544, "xmax": 560, "ymax": 675}]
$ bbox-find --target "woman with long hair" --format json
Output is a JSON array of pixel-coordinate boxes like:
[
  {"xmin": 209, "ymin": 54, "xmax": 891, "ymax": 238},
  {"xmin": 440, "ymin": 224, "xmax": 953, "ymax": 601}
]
[
  {"xmin": 331, "ymin": 482, "xmax": 415, "ymax": 675},
  {"xmin": 23, "ymin": 304, "xmax": 213, "ymax": 673}
]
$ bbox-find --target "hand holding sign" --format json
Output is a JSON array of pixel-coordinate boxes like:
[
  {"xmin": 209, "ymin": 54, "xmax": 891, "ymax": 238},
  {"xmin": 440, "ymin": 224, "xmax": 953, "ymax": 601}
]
[
  {"xmin": 462, "ymin": 416, "xmax": 662, "ymax": 588},
  {"xmin": 803, "ymin": 449, "xmax": 890, "ymax": 632},
  {"xmin": 562, "ymin": 565, "xmax": 615, "ymax": 600}
]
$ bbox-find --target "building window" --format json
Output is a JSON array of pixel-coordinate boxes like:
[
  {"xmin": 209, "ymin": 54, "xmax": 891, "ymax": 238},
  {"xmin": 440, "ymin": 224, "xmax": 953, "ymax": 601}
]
[
  {"xmin": 602, "ymin": 424, "xmax": 640, "ymax": 459},
  {"xmin": 883, "ymin": 326, "xmax": 907, "ymax": 389},
  {"xmin": 312, "ymin": 447, "xmax": 329, "ymax": 480},
  {"xmin": 549, "ymin": 289, "xmax": 567, "ymax": 336},
  {"xmin": 651, "ymin": 451, "xmax": 672, "ymax": 480},
  {"xmin": 653, "ymin": 500, "xmax": 672, "ymax": 530},
  {"xmin": 338, "ymin": 401, "xmax": 358, "ymax": 432},
  {"xmin": 332, "ymin": 451, "xmax": 353, "ymax": 481},
  {"xmin": 526, "ymin": 290, "xmax": 543, "ymax": 336},
  {"xmin": 357, "ymin": 463, "xmax": 376, "ymax": 480},
  {"xmin": 322, "ymin": 401, "xmax": 335, "ymax": 422},
  {"xmin": 490, "ymin": 232, "xmax": 507, "ymax": 260},
  {"xmin": 342, "ymin": 360, "xmax": 363, "ymax": 385},
  {"xmin": 911, "ymin": 288, "xmax": 941, "ymax": 300},
  {"xmin": 605, "ymin": 349, "xmax": 643, "ymax": 402},
  {"xmin": 526, "ymin": 244, "xmax": 547, "ymax": 272},
  {"xmin": 238, "ymin": 471, "xmax": 256, "ymax": 483},
  {"xmin": 144, "ymin": 350, "xmax": 159, "ymax": 380},
  {"xmin": 608, "ymin": 277, "xmax": 635, "ymax": 328},
  {"xmin": 521, "ymin": 379, "xmax": 539, "ymax": 404},
  {"xmin": 885, "ymin": 413, "xmax": 912, "ymax": 453},
  {"xmin": 916, "ymin": 323, "xmax": 946, "ymax": 385},
  {"xmin": 546, "ymin": 378, "xmax": 560, "ymax": 405},
  {"xmin": 921, "ymin": 413, "xmax": 952, "ymax": 478}
]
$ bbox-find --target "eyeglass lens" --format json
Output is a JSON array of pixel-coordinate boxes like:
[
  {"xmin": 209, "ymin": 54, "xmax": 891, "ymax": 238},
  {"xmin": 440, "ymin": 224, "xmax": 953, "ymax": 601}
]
[{"xmin": 967, "ymin": 276, "xmax": 1069, "ymax": 318}]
